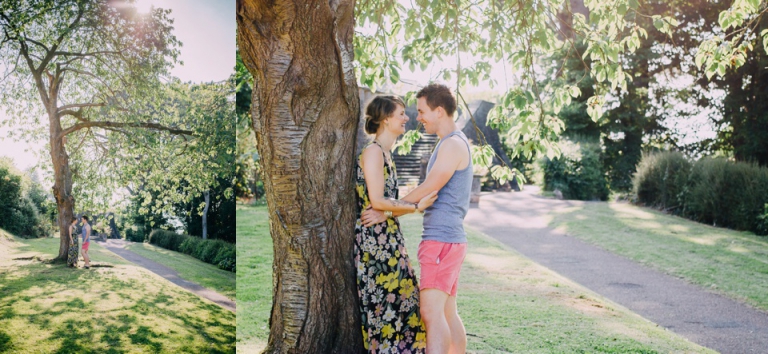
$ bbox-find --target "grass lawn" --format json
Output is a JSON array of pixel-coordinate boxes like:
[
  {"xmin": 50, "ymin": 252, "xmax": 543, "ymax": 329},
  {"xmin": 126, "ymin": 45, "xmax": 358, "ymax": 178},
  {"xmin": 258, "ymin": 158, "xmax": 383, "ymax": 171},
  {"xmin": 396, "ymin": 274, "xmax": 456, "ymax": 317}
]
[
  {"xmin": 548, "ymin": 201, "xmax": 768, "ymax": 312},
  {"xmin": 237, "ymin": 205, "xmax": 712, "ymax": 353},
  {"xmin": 124, "ymin": 242, "xmax": 236, "ymax": 300},
  {"xmin": 235, "ymin": 205, "xmax": 271, "ymax": 353},
  {"xmin": 0, "ymin": 230, "xmax": 235, "ymax": 354}
]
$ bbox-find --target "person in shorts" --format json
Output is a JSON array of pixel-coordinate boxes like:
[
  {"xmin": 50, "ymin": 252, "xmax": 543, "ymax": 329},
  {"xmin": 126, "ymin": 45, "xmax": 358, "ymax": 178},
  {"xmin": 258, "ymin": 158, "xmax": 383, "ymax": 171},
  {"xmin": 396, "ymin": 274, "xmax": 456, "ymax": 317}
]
[{"xmin": 81, "ymin": 215, "xmax": 92, "ymax": 269}]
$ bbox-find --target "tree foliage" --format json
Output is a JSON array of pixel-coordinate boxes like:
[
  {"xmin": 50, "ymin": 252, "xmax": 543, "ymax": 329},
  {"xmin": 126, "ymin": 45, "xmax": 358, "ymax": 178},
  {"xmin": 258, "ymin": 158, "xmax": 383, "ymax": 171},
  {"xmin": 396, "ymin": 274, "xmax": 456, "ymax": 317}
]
[{"xmin": 355, "ymin": 0, "xmax": 677, "ymax": 181}]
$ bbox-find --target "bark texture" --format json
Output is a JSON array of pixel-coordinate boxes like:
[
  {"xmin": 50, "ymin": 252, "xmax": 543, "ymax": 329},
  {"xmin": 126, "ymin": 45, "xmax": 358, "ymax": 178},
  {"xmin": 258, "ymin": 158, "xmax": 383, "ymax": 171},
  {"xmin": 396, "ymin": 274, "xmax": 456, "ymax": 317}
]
[
  {"xmin": 51, "ymin": 115, "xmax": 76, "ymax": 261},
  {"xmin": 237, "ymin": 0, "xmax": 363, "ymax": 352}
]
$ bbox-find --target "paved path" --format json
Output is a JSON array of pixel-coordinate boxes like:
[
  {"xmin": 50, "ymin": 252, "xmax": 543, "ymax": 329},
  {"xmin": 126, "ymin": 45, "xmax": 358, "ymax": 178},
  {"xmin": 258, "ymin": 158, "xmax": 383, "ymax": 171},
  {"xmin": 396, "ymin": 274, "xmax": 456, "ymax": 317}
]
[
  {"xmin": 97, "ymin": 239, "xmax": 236, "ymax": 313},
  {"xmin": 464, "ymin": 187, "xmax": 768, "ymax": 354}
]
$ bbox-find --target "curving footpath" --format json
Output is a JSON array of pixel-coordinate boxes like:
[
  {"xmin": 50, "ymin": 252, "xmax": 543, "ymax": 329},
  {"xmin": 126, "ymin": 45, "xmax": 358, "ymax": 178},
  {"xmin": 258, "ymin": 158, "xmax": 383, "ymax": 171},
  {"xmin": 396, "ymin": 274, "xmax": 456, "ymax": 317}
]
[
  {"xmin": 97, "ymin": 238, "xmax": 236, "ymax": 313},
  {"xmin": 464, "ymin": 187, "xmax": 768, "ymax": 354}
]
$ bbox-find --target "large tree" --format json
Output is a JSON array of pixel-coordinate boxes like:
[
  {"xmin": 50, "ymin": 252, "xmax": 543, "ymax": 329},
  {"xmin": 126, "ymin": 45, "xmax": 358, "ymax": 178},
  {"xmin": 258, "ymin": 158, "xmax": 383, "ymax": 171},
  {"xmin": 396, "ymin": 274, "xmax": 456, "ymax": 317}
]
[
  {"xmin": 238, "ymin": 0, "xmax": 676, "ymax": 351},
  {"xmin": 0, "ymin": 0, "xmax": 225, "ymax": 260},
  {"xmin": 237, "ymin": 0, "xmax": 362, "ymax": 352}
]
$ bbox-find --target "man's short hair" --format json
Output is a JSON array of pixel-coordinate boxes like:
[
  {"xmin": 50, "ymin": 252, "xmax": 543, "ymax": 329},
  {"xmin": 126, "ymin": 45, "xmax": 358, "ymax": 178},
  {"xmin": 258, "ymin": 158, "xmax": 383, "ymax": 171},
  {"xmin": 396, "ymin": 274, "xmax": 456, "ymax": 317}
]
[
  {"xmin": 82, "ymin": 215, "xmax": 89, "ymax": 222},
  {"xmin": 416, "ymin": 83, "xmax": 457, "ymax": 117}
]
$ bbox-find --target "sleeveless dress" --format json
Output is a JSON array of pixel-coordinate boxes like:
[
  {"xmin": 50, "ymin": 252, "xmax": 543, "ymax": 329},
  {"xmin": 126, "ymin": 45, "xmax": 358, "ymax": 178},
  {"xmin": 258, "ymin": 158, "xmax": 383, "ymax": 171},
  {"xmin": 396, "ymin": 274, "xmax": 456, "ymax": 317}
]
[
  {"xmin": 354, "ymin": 142, "xmax": 427, "ymax": 353},
  {"xmin": 67, "ymin": 225, "xmax": 78, "ymax": 267}
]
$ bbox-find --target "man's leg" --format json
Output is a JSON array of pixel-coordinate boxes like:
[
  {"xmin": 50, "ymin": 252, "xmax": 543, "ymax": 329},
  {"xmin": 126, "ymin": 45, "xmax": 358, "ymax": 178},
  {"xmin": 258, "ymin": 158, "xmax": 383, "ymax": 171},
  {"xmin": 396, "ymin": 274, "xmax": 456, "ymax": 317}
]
[
  {"xmin": 83, "ymin": 244, "xmax": 90, "ymax": 267},
  {"xmin": 445, "ymin": 295, "xmax": 466, "ymax": 354},
  {"xmin": 420, "ymin": 288, "xmax": 450, "ymax": 354}
]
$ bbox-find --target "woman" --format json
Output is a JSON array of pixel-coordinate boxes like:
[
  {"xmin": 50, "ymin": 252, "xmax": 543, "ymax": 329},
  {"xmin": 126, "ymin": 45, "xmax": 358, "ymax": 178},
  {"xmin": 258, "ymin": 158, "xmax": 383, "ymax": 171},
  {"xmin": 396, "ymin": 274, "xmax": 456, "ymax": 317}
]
[
  {"xmin": 354, "ymin": 95, "xmax": 438, "ymax": 353},
  {"xmin": 67, "ymin": 217, "xmax": 78, "ymax": 267}
]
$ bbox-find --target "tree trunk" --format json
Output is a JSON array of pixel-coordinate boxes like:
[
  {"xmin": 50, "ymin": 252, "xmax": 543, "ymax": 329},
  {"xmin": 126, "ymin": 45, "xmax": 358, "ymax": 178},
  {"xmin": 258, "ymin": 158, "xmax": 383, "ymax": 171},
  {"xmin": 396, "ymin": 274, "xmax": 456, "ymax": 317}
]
[
  {"xmin": 50, "ymin": 113, "xmax": 76, "ymax": 262},
  {"xmin": 237, "ymin": 0, "xmax": 363, "ymax": 352},
  {"xmin": 202, "ymin": 190, "xmax": 209, "ymax": 240}
]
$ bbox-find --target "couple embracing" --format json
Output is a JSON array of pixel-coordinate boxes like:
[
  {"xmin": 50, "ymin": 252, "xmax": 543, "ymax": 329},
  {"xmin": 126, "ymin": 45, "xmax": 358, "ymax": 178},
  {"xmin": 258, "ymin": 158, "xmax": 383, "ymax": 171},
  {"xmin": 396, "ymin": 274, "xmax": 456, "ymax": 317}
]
[{"xmin": 354, "ymin": 83, "xmax": 473, "ymax": 354}]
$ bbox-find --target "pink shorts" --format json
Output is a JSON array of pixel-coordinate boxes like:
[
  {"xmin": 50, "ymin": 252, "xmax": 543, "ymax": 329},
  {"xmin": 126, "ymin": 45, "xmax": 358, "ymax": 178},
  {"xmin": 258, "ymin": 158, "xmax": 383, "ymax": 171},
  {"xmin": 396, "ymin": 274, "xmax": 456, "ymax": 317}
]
[
  {"xmin": 82, "ymin": 242, "xmax": 90, "ymax": 252},
  {"xmin": 417, "ymin": 240, "xmax": 467, "ymax": 297}
]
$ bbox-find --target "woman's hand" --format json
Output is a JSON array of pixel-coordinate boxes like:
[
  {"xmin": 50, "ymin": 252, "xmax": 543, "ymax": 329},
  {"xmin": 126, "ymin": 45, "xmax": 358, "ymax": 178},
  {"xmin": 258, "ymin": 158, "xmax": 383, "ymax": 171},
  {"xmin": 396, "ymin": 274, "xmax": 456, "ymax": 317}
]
[
  {"xmin": 361, "ymin": 206, "xmax": 388, "ymax": 227},
  {"xmin": 417, "ymin": 191, "xmax": 438, "ymax": 212}
]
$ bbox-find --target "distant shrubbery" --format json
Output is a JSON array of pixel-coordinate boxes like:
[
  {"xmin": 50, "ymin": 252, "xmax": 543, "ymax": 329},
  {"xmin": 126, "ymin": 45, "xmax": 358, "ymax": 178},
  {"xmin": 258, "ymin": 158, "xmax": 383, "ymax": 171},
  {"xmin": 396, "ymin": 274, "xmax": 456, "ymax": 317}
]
[
  {"xmin": 125, "ymin": 225, "xmax": 146, "ymax": 243},
  {"xmin": 634, "ymin": 151, "xmax": 768, "ymax": 235},
  {"xmin": 148, "ymin": 229, "xmax": 236, "ymax": 272},
  {"xmin": 0, "ymin": 159, "xmax": 49, "ymax": 238},
  {"xmin": 539, "ymin": 139, "xmax": 610, "ymax": 201}
]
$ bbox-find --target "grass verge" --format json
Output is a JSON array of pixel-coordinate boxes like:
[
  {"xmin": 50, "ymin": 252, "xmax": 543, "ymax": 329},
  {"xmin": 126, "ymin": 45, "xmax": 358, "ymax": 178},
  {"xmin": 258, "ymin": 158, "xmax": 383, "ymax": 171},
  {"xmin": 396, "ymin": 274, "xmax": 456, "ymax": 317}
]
[
  {"xmin": 0, "ymin": 231, "xmax": 235, "ymax": 353},
  {"xmin": 124, "ymin": 242, "xmax": 236, "ymax": 300},
  {"xmin": 548, "ymin": 201, "xmax": 768, "ymax": 312},
  {"xmin": 237, "ymin": 206, "xmax": 712, "ymax": 353}
]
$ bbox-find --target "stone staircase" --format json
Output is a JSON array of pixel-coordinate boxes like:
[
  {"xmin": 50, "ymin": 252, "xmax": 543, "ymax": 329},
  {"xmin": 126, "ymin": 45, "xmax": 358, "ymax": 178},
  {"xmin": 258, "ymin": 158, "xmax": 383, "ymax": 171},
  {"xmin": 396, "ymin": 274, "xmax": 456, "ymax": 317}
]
[{"xmin": 392, "ymin": 133, "xmax": 439, "ymax": 187}]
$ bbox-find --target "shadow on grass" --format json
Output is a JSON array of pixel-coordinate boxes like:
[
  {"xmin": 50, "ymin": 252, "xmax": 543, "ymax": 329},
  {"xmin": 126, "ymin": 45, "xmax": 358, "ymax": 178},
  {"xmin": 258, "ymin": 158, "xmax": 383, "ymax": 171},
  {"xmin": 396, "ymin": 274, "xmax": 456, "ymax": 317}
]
[
  {"xmin": 0, "ymin": 258, "xmax": 235, "ymax": 353},
  {"xmin": 0, "ymin": 330, "xmax": 11, "ymax": 353}
]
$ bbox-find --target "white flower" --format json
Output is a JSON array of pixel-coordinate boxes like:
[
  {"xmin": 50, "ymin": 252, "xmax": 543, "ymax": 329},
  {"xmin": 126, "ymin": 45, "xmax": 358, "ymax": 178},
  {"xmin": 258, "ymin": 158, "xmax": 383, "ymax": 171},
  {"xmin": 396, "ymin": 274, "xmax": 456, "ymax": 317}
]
[{"xmin": 383, "ymin": 307, "xmax": 396, "ymax": 322}]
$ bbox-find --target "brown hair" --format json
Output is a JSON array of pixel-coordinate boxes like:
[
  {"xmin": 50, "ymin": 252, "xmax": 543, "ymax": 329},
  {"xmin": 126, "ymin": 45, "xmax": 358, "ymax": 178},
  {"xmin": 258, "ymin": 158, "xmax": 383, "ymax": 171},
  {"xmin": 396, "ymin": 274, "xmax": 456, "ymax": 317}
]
[
  {"xmin": 82, "ymin": 215, "xmax": 89, "ymax": 222},
  {"xmin": 364, "ymin": 95, "xmax": 406, "ymax": 134},
  {"xmin": 416, "ymin": 83, "xmax": 456, "ymax": 117}
]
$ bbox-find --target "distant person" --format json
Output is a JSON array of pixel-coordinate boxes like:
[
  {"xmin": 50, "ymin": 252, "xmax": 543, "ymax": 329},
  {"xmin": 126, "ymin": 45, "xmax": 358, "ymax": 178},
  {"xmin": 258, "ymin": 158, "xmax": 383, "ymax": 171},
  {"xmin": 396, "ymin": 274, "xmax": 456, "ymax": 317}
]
[
  {"xmin": 81, "ymin": 215, "xmax": 92, "ymax": 269},
  {"xmin": 67, "ymin": 217, "xmax": 78, "ymax": 267}
]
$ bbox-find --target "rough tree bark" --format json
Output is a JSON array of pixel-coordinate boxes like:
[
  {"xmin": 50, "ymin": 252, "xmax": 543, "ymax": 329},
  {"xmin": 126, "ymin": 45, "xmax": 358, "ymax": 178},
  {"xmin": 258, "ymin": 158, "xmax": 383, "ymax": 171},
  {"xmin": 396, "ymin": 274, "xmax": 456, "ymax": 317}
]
[
  {"xmin": 237, "ymin": 0, "xmax": 363, "ymax": 352},
  {"xmin": 50, "ymin": 111, "xmax": 77, "ymax": 261}
]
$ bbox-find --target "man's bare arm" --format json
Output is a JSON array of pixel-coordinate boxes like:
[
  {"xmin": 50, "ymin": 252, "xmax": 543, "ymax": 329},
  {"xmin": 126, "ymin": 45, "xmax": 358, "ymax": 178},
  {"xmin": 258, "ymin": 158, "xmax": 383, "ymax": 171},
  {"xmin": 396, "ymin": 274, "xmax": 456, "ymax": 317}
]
[{"xmin": 400, "ymin": 137, "xmax": 466, "ymax": 204}]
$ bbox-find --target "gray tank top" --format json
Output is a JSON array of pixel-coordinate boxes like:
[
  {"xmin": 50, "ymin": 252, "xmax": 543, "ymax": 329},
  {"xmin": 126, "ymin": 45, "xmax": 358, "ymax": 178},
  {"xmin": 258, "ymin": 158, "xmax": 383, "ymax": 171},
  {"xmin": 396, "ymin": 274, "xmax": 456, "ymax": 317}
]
[{"xmin": 422, "ymin": 131, "xmax": 473, "ymax": 243}]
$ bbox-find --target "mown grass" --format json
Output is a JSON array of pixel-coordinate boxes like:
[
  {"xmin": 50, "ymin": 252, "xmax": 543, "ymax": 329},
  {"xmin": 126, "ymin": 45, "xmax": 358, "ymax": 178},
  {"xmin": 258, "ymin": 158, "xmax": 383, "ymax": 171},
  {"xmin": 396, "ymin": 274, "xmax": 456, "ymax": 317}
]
[
  {"xmin": 235, "ymin": 205, "xmax": 271, "ymax": 353},
  {"xmin": 548, "ymin": 201, "xmax": 768, "ymax": 312},
  {"xmin": 0, "ymin": 230, "xmax": 235, "ymax": 354},
  {"xmin": 124, "ymin": 242, "xmax": 236, "ymax": 300},
  {"xmin": 237, "ymin": 205, "xmax": 712, "ymax": 353}
]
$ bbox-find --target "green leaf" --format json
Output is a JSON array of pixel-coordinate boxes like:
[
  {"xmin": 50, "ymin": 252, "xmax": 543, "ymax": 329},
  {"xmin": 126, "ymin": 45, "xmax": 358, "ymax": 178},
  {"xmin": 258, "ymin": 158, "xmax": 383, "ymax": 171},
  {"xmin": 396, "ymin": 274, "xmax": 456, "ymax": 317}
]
[
  {"xmin": 514, "ymin": 95, "xmax": 527, "ymax": 110},
  {"xmin": 569, "ymin": 86, "xmax": 581, "ymax": 98}
]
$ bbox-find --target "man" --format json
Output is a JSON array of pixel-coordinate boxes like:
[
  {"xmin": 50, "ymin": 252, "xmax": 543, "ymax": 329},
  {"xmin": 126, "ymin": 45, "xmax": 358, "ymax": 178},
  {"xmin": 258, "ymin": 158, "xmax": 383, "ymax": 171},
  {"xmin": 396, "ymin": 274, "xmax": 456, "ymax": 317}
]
[
  {"xmin": 361, "ymin": 83, "xmax": 472, "ymax": 353},
  {"xmin": 81, "ymin": 215, "xmax": 92, "ymax": 269}
]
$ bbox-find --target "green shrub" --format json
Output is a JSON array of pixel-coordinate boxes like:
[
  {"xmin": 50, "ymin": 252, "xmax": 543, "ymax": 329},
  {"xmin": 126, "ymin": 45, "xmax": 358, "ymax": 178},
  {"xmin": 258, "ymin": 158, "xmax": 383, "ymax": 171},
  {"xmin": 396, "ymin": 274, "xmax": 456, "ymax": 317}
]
[
  {"xmin": 125, "ymin": 225, "xmax": 146, "ymax": 242},
  {"xmin": 633, "ymin": 153, "xmax": 768, "ymax": 235},
  {"xmin": 213, "ymin": 243, "xmax": 236, "ymax": 272},
  {"xmin": 633, "ymin": 151, "xmax": 691, "ymax": 210},
  {"xmin": 540, "ymin": 139, "xmax": 609, "ymax": 201},
  {"xmin": 757, "ymin": 204, "xmax": 768, "ymax": 236},
  {"xmin": 0, "ymin": 163, "xmax": 47, "ymax": 238},
  {"xmin": 148, "ymin": 229, "xmax": 186, "ymax": 251},
  {"xmin": 179, "ymin": 236, "xmax": 203, "ymax": 255},
  {"xmin": 148, "ymin": 229, "xmax": 236, "ymax": 271},
  {"xmin": 198, "ymin": 239, "xmax": 223, "ymax": 263},
  {"xmin": 682, "ymin": 157, "xmax": 768, "ymax": 232}
]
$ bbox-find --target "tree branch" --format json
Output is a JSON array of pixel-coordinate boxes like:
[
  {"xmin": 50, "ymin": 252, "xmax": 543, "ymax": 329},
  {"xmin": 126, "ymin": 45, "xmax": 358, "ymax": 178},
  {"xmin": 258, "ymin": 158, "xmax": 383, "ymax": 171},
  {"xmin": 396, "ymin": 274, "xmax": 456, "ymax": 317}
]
[
  {"xmin": 38, "ymin": 4, "xmax": 84, "ymax": 73},
  {"xmin": 60, "ymin": 121, "xmax": 194, "ymax": 140},
  {"xmin": 53, "ymin": 50, "xmax": 121, "ymax": 57},
  {"xmin": 58, "ymin": 103, "xmax": 106, "ymax": 112}
]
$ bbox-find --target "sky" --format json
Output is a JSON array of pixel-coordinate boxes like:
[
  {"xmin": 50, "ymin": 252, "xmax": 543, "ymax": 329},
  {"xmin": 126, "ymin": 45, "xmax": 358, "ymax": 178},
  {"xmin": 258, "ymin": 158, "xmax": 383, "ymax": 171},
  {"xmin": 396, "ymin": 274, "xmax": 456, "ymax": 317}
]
[{"xmin": 0, "ymin": 0, "xmax": 235, "ymax": 171}]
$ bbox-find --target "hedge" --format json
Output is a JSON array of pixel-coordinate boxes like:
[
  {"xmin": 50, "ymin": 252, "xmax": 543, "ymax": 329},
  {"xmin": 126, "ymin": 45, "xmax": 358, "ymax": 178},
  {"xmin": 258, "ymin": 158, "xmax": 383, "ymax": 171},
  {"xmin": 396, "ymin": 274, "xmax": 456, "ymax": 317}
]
[
  {"xmin": 148, "ymin": 229, "xmax": 236, "ymax": 272},
  {"xmin": 634, "ymin": 151, "xmax": 768, "ymax": 235}
]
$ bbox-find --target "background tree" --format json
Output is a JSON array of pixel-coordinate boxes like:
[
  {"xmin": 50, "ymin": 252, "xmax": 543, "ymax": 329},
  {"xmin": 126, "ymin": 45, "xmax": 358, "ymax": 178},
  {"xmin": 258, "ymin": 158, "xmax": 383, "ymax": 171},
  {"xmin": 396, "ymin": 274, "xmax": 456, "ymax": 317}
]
[{"xmin": 0, "ymin": 0, "xmax": 187, "ymax": 260}]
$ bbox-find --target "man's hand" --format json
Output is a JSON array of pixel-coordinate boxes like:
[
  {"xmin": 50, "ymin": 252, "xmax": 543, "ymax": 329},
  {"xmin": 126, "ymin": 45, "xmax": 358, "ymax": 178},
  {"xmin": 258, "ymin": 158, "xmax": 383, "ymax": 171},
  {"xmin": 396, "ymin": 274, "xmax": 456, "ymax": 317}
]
[{"xmin": 361, "ymin": 206, "xmax": 388, "ymax": 227}]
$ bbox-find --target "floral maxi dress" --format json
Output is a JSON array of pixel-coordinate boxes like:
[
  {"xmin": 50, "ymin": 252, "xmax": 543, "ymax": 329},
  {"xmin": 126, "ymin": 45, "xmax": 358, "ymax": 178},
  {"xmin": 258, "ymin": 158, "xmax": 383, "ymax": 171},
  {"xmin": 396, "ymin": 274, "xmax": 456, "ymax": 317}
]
[
  {"xmin": 67, "ymin": 225, "xmax": 79, "ymax": 267},
  {"xmin": 354, "ymin": 142, "xmax": 426, "ymax": 353}
]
